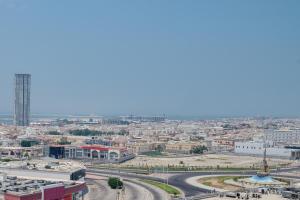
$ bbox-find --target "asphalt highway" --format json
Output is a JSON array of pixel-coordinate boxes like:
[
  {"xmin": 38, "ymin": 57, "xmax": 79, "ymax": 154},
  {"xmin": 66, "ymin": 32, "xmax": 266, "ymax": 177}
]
[
  {"xmin": 125, "ymin": 179, "xmax": 168, "ymax": 200},
  {"xmin": 85, "ymin": 178, "xmax": 116, "ymax": 200},
  {"xmin": 87, "ymin": 167, "xmax": 300, "ymax": 198},
  {"xmin": 87, "ymin": 172, "xmax": 168, "ymax": 200}
]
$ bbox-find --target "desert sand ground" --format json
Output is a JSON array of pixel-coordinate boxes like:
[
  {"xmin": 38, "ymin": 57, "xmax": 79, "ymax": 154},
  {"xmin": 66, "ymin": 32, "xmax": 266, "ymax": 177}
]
[{"xmin": 120, "ymin": 154, "xmax": 293, "ymax": 168}]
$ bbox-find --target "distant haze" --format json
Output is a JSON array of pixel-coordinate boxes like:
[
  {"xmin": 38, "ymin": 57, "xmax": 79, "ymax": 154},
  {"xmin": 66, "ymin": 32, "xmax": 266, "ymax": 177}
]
[{"xmin": 0, "ymin": 1, "xmax": 300, "ymax": 117}]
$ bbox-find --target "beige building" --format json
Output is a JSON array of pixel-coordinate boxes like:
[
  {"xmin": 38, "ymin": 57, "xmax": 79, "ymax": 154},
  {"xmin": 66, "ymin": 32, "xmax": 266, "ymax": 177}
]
[
  {"xmin": 214, "ymin": 138, "xmax": 235, "ymax": 147},
  {"xmin": 0, "ymin": 146, "xmax": 44, "ymax": 158},
  {"xmin": 165, "ymin": 142, "xmax": 203, "ymax": 154},
  {"xmin": 128, "ymin": 142, "xmax": 155, "ymax": 154}
]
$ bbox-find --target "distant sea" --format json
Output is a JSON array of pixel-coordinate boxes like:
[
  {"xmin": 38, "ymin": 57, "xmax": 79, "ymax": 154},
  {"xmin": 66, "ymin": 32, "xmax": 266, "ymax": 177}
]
[
  {"xmin": 0, "ymin": 113, "xmax": 297, "ymax": 125},
  {"xmin": 0, "ymin": 114, "xmax": 228, "ymax": 124}
]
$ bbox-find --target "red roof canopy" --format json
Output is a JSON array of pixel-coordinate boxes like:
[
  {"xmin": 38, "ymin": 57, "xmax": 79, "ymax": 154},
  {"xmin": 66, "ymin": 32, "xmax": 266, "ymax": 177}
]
[{"xmin": 80, "ymin": 145, "xmax": 110, "ymax": 151}]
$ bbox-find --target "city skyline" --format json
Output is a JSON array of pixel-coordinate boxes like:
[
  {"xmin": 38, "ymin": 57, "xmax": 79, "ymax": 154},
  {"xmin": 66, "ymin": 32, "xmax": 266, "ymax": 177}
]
[
  {"xmin": 0, "ymin": 1, "xmax": 300, "ymax": 116},
  {"xmin": 0, "ymin": 2, "xmax": 300, "ymax": 200}
]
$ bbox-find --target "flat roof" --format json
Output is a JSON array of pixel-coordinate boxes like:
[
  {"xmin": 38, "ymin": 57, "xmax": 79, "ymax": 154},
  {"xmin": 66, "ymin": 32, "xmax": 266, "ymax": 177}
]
[{"xmin": 0, "ymin": 174, "xmax": 84, "ymax": 196}]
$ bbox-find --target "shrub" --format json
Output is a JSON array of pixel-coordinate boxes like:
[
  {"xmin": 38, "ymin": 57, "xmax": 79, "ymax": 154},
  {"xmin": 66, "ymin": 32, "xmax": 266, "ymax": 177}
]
[{"xmin": 108, "ymin": 177, "xmax": 123, "ymax": 189}]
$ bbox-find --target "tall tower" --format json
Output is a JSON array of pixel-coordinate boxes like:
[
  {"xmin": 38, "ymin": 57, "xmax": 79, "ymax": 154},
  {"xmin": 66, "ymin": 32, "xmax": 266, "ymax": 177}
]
[{"xmin": 14, "ymin": 74, "xmax": 31, "ymax": 126}]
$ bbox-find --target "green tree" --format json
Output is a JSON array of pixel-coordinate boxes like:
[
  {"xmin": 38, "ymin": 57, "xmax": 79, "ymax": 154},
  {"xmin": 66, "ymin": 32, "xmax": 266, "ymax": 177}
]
[
  {"xmin": 108, "ymin": 177, "xmax": 123, "ymax": 189},
  {"xmin": 23, "ymin": 152, "xmax": 29, "ymax": 158},
  {"xmin": 47, "ymin": 131, "xmax": 61, "ymax": 135},
  {"xmin": 69, "ymin": 129, "xmax": 127, "ymax": 136},
  {"xmin": 191, "ymin": 145, "xmax": 208, "ymax": 154},
  {"xmin": 20, "ymin": 140, "xmax": 39, "ymax": 147},
  {"xmin": 58, "ymin": 137, "xmax": 71, "ymax": 145},
  {"xmin": 155, "ymin": 144, "xmax": 164, "ymax": 152}
]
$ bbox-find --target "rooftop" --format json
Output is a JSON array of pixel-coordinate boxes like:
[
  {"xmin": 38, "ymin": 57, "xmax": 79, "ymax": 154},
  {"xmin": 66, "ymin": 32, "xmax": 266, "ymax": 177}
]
[{"xmin": 0, "ymin": 173, "xmax": 84, "ymax": 196}]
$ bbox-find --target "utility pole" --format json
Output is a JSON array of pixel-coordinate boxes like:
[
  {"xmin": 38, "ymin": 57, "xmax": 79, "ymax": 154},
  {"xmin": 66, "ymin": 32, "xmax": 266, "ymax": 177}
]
[
  {"xmin": 116, "ymin": 187, "xmax": 125, "ymax": 200},
  {"xmin": 166, "ymin": 166, "xmax": 169, "ymax": 185}
]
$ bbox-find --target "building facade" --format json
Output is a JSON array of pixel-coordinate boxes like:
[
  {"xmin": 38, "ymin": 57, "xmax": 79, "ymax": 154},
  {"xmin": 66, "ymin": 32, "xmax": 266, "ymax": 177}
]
[
  {"xmin": 127, "ymin": 143, "xmax": 155, "ymax": 154},
  {"xmin": 234, "ymin": 141, "xmax": 300, "ymax": 159},
  {"xmin": 0, "ymin": 173, "xmax": 86, "ymax": 200},
  {"xmin": 48, "ymin": 145, "xmax": 134, "ymax": 163},
  {"xmin": 165, "ymin": 142, "xmax": 202, "ymax": 154},
  {"xmin": 14, "ymin": 74, "xmax": 31, "ymax": 126},
  {"xmin": 0, "ymin": 146, "xmax": 43, "ymax": 158},
  {"xmin": 265, "ymin": 129, "xmax": 300, "ymax": 144}
]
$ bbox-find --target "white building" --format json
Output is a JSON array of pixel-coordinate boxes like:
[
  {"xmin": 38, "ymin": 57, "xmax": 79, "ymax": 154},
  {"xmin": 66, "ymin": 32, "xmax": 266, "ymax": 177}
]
[
  {"xmin": 265, "ymin": 129, "xmax": 300, "ymax": 144},
  {"xmin": 234, "ymin": 141, "xmax": 300, "ymax": 159}
]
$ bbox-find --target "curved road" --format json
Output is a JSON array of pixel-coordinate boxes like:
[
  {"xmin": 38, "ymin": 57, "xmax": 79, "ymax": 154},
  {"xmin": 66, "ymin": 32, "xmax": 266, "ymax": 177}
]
[
  {"xmin": 86, "ymin": 173, "xmax": 168, "ymax": 200},
  {"xmin": 87, "ymin": 167, "xmax": 300, "ymax": 198},
  {"xmin": 85, "ymin": 178, "xmax": 116, "ymax": 200},
  {"xmin": 168, "ymin": 169, "xmax": 300, "ymax": 197},
  {"xmin": 125, "ymin": 179, "xmax": 168, "ymax": 200}
]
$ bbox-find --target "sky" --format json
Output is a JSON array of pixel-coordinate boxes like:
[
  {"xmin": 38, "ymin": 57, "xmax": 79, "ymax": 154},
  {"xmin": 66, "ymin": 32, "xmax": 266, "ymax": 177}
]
[{"xmin": 0, "ymin": 0, "xmax": 299, "ymax": 117}]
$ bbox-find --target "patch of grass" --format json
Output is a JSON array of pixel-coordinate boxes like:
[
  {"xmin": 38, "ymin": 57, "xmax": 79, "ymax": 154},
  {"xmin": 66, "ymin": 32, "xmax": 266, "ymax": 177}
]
[
  {"xmin": 141, "ymin": 179, "xmax": 181, "ymax": 196},
  {"xmin": 91, "ymin": 164, "xmax": 262, "ymax": 173},
  {"xmin": 0, "ymin": 158, "xmax": 17, "ymax": 162},
  {"xmin": 140, "ymin": 151, "xmax": 164, "ymax": 157},
  {"xmin": 199, "ymin": 176, "xmax": 247, "ymax": 190},
  {"xmin": 233, "ymin": 176, "xmax": 245, "ymax": 182},
  {"xmin": 217, "ymin": 176, "xmax": 246, "ymax": 183},
  {"xmin": 207, "ymin": 157, "xmax": 227, "ymax": 160},
  {"xmin": 218, "ymin": 176, "xmax": 232, "ymax": 183},
  {"xmin": 200, "ymin": 176, "xmax": 247, "ymax": 187},
  {"xmin": 278, "ymin": 163, "xmax": 292, "ymax": 167},
  {"xmin": 202, "ymin": 181, "xmax": 213, "ymax": 187},
  {"xmin": 274, "ymin": 178, "xmax": 290, "ymax": 184}
]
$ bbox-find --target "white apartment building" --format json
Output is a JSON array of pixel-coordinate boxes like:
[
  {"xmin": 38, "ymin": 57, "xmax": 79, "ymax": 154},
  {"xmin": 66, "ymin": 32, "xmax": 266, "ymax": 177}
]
[
  {"xmin": 234, "ymin": 141, "xmax": 300, "ymax": 159},
  {"xmin": 265, "ymin": 129, "xmax": 300, "ymax": 144}
]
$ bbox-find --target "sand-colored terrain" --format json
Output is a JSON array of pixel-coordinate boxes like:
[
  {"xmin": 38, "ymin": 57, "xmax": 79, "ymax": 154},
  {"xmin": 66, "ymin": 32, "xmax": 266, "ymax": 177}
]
[
  {"xmin": 198, "ymin": 176, "xmax": 242, "ymax": 191},
  {"xmin": 120, "ymin": 154, "xmax": 293, "ymax": 168}
]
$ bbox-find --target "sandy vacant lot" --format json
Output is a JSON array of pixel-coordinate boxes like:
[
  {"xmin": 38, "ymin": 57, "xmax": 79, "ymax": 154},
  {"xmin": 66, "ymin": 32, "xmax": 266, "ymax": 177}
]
[{"xmin": 120, "ymin": 154, "xmax": 294, "ymax": 168}]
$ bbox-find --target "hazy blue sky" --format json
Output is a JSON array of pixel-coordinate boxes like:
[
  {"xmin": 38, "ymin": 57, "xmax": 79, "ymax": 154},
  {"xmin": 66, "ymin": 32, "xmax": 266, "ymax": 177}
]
[{"xmin": 0, "ymin": 0, "xmax": 299, "ymax": 117}]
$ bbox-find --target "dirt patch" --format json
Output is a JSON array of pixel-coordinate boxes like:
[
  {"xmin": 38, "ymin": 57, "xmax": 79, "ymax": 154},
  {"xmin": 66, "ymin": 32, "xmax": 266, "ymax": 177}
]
[
  {"xmin": 120, "ymin": 154, "xmax": 293, "ymax": 168},
  {"xmin": 198, "ymin": 176, "xmax": 242, "ymax": 191}
]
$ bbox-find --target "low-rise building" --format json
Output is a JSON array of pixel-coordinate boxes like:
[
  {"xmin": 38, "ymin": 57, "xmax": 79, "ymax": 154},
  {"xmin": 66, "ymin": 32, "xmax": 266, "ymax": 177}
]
[
  {"xmin": 214, "ymin": 138, "xmax": 235, "ymax": 147},
  {"xmin": 165, "ymin": 142, "xmax": 202, "ymax": 154},
  {"xmin": 265, "ymin": 129, "xmax": 300, "ymax": 144},
  {"xmin": 0, "ymin": 172, "xmax": 86, "ymax": 200},
  {"xmin": 85, "ymin": 137, "xmax": 113, "ymax": 146},
  {"xmin": 127, "ymin": 143, "xmax": 155, "ymax": 154},
  {"xmin": 48, "ymin": 145, "xmax": 134, "ymax": 163},
  {"xmin": 0, "ymin": 146, "xmax": 44, "ymax": 158},
  {"xmin": 234, "ymin": 141, "xmax": 300, "ymax": 159}
]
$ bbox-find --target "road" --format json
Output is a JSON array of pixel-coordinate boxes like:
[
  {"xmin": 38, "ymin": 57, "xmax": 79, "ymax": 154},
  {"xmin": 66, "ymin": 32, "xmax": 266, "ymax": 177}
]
[
  {"xmin": 125, "ymin": 179, "xmax": 169, "ymax": 200},
  {"xmin": 87, "ymin": 167, "xmax": 300, "ymax": 198},
  {"xmin": 86, "ymin": 173, "xmax": 168, "ymax": 200},
  {"xmin": 85, "ymin": 178, "xmax": 116, "ymax": 200}
]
